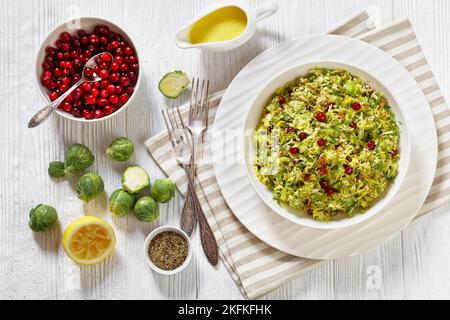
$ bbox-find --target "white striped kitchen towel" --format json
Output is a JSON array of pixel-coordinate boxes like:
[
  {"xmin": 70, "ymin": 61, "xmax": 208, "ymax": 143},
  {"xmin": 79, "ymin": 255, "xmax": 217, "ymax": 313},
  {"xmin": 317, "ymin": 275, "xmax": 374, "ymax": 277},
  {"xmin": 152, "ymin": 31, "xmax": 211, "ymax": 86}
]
[{"xmin": 145, "ymin": 8, "xmax": 449, "ymax": 299}]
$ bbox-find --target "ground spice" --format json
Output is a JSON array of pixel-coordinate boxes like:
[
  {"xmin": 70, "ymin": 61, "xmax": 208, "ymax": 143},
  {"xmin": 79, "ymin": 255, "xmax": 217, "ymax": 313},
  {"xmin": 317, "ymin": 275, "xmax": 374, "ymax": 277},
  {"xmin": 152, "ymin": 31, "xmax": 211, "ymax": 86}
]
[{"xmin": 148, "ymin": 231, "xmax": 188, "ymax": 271}]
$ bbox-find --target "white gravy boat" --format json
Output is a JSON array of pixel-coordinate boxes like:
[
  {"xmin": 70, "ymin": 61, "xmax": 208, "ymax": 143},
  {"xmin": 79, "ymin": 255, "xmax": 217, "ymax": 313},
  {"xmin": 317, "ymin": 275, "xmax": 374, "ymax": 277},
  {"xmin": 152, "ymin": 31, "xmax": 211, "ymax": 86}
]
[{"xmin": 175, "ymin": 0, "xmax": 279, "ymax": 52}]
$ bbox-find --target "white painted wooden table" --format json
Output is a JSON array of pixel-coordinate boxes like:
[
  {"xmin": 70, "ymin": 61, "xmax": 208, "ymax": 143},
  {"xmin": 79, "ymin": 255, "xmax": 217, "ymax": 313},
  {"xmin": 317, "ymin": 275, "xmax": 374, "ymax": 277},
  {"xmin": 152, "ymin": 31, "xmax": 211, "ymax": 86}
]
[{"xmin": 1, "ymin": 0, "xmax": 450, "ymax": 300}]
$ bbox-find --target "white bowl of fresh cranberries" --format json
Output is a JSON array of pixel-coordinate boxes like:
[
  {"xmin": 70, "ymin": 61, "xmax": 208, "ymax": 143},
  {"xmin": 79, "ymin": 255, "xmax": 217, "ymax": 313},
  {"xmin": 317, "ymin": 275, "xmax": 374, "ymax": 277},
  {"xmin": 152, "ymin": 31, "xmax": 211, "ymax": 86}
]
[{"xmin": 35, "ymin": 17, "xmax": 141, "ymax": 122}]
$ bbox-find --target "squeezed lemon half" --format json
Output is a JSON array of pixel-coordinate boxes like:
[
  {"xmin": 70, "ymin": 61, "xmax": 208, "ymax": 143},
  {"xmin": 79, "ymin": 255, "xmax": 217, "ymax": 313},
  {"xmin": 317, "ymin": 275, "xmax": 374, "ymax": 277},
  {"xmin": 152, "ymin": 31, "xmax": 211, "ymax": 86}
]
[{"xmin": 62, "ymin": 216, "xmax": 116, "ymax": 265}]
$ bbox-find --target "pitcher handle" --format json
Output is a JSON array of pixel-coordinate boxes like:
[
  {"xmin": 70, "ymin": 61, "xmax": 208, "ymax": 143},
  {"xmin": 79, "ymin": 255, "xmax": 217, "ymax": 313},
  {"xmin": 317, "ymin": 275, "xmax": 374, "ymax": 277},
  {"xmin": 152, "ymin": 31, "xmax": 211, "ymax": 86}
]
[{"xmin": 255, "ymin": 1, "xmax": 279, "ymax": 21}]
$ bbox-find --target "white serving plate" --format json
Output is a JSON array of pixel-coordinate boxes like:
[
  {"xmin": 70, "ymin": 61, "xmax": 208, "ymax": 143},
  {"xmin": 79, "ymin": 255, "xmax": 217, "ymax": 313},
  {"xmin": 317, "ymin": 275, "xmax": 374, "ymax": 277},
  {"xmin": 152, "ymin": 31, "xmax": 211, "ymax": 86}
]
[
  {"xmin": 243, "ymin": 61, "xmax": 411, "ymax": 229},
  {"xmin": 212, "ymin": 34, "xmax": 438, "ymax": 259}
]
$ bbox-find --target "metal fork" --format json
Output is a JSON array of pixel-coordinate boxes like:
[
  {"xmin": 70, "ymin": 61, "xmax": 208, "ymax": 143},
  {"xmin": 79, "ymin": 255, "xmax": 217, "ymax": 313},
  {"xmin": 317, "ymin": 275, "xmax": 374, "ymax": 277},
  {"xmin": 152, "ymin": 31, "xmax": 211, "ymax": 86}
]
[
  {"xmin": 162, "ymin": 103, "xmax": 218, "ymax": 266},
  {"xmin": 187, "ymin": 78, "xmax": 218, "ymax": 266},
  {"xmin": 162, "ymin": 107, "xmax": 198, "ymax": 236}
]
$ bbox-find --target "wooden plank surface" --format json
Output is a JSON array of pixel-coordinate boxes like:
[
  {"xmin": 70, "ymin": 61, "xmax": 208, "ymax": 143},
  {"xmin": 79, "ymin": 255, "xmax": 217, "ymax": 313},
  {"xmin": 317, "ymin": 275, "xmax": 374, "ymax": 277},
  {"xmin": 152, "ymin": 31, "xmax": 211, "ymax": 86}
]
[{"xmin": 0, "ymin": 0, "xmax": 449, "ymax": 299}]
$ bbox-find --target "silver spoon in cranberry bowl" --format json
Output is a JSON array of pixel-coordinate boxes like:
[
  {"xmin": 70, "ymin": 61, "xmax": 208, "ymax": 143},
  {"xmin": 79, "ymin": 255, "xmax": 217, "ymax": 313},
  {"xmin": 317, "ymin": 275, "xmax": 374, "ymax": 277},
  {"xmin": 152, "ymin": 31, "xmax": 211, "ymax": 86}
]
[{"xmin": 28, "ymin": 52, "xmax": 113, "ymax": 128}]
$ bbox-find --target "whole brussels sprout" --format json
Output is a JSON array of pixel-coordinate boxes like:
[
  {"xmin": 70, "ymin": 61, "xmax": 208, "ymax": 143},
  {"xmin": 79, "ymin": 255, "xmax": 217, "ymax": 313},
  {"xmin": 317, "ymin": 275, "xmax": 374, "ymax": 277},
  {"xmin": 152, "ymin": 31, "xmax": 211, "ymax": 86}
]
[
  {"xmin": 133, "ymin": 196, "xmax": 159, "ymax": 222},
  {"xmin": 48, "ymin": 161, "xmax": 65, "ymax": 178},
  {"xmin": 64, "ymin": 143, "xmax": 95, "ymax": 175},
  {"xmin": 77, "ymin": 173, "xmax": 104, "ymax": 202},
  {"xmin": 151, "ymin": 178, "xmax": 176, "ymax": 203},
  {"xmin": 109, "ymin": 189, "xmax": 136, "ymax": 217},
  {"xmin": 29, "ymin": 204, "xmax": 58, "ymax": 232},
  {"xmin": 106, "ymin": 137, "xmax": 134, "ymax": 162}
]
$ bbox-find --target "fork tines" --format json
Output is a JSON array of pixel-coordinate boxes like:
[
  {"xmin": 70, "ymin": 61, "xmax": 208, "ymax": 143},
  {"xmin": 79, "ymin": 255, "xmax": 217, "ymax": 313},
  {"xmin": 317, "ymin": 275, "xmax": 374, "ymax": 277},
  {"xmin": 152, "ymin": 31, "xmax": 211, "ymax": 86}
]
[{"xmin": 162, "ymin": 107, "xmax": 191, "ymax": 149}]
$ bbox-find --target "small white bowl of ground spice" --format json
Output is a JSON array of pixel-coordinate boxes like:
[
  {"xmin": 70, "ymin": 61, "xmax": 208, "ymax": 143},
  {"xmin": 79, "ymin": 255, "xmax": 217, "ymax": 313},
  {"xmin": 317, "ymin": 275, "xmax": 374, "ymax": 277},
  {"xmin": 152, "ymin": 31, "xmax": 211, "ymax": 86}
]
[{"xmin": 144, "ymin": 226, "xmax": 192, "ymax": 275}]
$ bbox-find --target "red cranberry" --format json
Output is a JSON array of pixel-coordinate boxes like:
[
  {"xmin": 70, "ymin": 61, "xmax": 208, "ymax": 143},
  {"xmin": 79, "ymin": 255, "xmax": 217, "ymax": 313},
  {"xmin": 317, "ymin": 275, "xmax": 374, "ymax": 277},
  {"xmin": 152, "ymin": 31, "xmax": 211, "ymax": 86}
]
[
  {"xmin": 119, "ymin": 63, "xmax": 129, "ymax": 72},
  {"xmin": 125, "ymin": 87, "xmax": 134, "ymax": 95},
  {"xmin": 81, "ymin": 82, "xmax": 92, "ymax": 92},
  {"xmin": 286, "ymin": 126, "xmax": 296, "ymax": 133},
  {"xmin": 109, "ymin": 73, "xmax": 120, "ymax": 83},
  {"xmin": 89, "ymin": 34, "xmax": 100, "ymax": 45},
  {"xmin": 62, "ymin": 77, "xmax": 71, "ymax": 85},
  {"xmin": 42, "ymin": 70, "xmax": 52, "ymax": 79},
  {"xmin": 111, "ymin": 62, "xmax": 119, "ymax": 72},
  {"xmin": 289, "ymin": 147, "xmax": 299, "ymax": 155},
  {"xmin": 100, "ymin": 36, "xmax": 108, "ymax": 45},
  {"xmin": 101, "ymin": 79, "xmax": 110, "ymax": 87},
  {"xmin": 91, "ymin": 88, "xmax": 99, "ymax": 97},
  {"xmin": 115, "ymin": 47, "xmax": 123, "ymax": 56},
  {"xmin": 317, "ymin": 138, "xmax": 326, "ymax": 147},
  {"xmin": 104, "ymin": 105, "xmax": 115, "ymax": 115},
  {"xmin": 85, "ymin": 94, "xmax": 97, "ymax": 105},
  {"xmin": 128, "ymin": 56, "xmax": 137, "ymax": 64},
  {"xmin": 344, "ymin": 165, "xmax": 353, "ymax": 175},
  {"xmin": 65, "ymin": 93, "xmax": 74, "ymax": 102},
  {"xmin": 109, "ymin": 40, "xmax": 120, "ymax": 50},
  {"xmin": 119, "ymin": 93, "xmax": 129, "ymax": 104},
  {"xmin": 120, "ymin": 76, "xmax": 130, "ymax": 87},
  {"xmin": 114, "ymin": 85, "xmax": 123, "ymax": 94},
  {"xmin": 367, "ymin": 140, "xmax": 376, "ymax": 150},
  {"xmin": 351, "ymin": 102, "xmax": 361, "ymax": 111},
  {"xmin": 278, "ymin": 95, "xmax": 286, "ymax": 104},
  {"xmin": 73, "ymin": 99, "xmax": 82, "ymax": 108},
  {"xmin": 100, "ymin": 52, "xmax": 112, "ymax": 63},
  {"xmin": 59, "ymin": 84, "xmax": 68, "ymax": 92},
  {"xmin": 62, "ymin": 101, "xmax": 72, "ymax": 112},
  {"xmin": 315, "ymin": 111, "xmax": 327, "ymax": 122},
  {"xmin": 299, "ymin": 132, "xmax": 308, "ymax": 141},
  {"xmin": 71, "ymin": 107, "xmax": 82, "ymax": 117},
  {"xmin": 390, "ymin": 149, "xmax": 398, "ymax": 157},
  {"xmin": 97, "ymin": 98, "xmax": 109, "ymax": 107},
  {"xmin": 60, "ymin": 31, "xmax": 72, "ymax": 42},
  {"xmin": 92, "ymin": 81, "xmax": 101, "ymax": 89},
  {"xmin": 325, "ymin": 188, "xmax": 334, "ymax": 197},
  {"xmin": 45, "ymin": 46, "xmax": 55, "ymax": 55},
  {"xmin": 72, "ymin": 74, "xmax": 81, "ymax": 83},
  {"xmin": 130, "ymin": 63, "xmax": 139, "ymax": 72},
  {"xmin": 350, "ymin": 122, "xmax": 357, "ymax": 129},
  {"xmin": 94, "ymin": 109, "xmax": 105, "ymax": 118},
  {"xmin": 100, "ymin": 90, "xmax": 109, "ymax": 99},
  {"xmin": 99, "ymin": 69, "xmax": 109, "ymax": 79},
  {"xmin": 123, "ymin": 46, "xmax": 133, "ymax": 56},
  {"xmin": 84, "ymin": 68, "xmax": 94, "ymax": 77},
  {"xmin": 106, "ymin": 84, "xmax": 115, "ymax": 93},
  {"xmin": 319, "ymin": 165, "xmax": 328, "ymax": 176},
  {"xmin": 320, "ymin": 179, "xmax": 329, "ymax": 189},
  {"xmin": 82, "ymin": 110, "xmax": 93, "ymax": 119},
  {"xmin": 53, "ymin": 68, "xmax": 62, "ymax": 77},
  {"xmin": 109, "ymin": 94, "xmax": 119, "ymax": 104},
  {"xmin": 49, "ymin": 92, "xmax": 59, "ymax": 101},
  {"xmin": 61, "ymin": 42, "xmax": 71, "ymax": 52}
]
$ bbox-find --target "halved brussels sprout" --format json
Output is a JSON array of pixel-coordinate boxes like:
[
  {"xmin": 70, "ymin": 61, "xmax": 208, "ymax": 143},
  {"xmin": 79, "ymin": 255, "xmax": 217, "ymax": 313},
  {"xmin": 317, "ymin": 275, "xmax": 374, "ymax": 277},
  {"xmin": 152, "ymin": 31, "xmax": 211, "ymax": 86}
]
[
  {"xmin": 77, "ymin": 173, "xmax": 104, "ymax": 202},
  {"xmin": 64, "ymin": 143, "xmax": 95, "ymax": 175},
  {"xmin": 106, "ymin": 137, "xmax": 134, "ymax": 162},
  {"xmin": 122, "ymin": 166, "xmax": 150, "ymax": 194},
  {"xmin": 109, "ymin": 189, "xmax": 136, "ymax": 217},
  {"xmin": 133, "ymin": 196, "xmax": 159, "ymax": 222},
  {"xmin": 151, "ymin": 178, "xmax": 176, "ymax": 203},
  {"xmin": 29, "ymin": 204, "xmax": 58, "ymax": 232},
  {"xmin": 48, "ymin": 161, "xmax": 65, "ymax": 178}
]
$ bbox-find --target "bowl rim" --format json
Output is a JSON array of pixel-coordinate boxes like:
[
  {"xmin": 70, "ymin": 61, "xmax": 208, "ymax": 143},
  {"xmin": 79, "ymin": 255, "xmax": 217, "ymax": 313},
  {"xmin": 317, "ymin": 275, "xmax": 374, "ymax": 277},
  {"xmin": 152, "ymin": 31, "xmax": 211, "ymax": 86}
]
[
  {"xmin": 143, "ymin": 226, "xmax": 192, "ymax": 275},
  {"xmin": 242, "ymin": 60, "xmax": 412, "ymax": 229},
  {"xmin": 34, "ymin": 16, "xmax": 142, "ymax": 123}
]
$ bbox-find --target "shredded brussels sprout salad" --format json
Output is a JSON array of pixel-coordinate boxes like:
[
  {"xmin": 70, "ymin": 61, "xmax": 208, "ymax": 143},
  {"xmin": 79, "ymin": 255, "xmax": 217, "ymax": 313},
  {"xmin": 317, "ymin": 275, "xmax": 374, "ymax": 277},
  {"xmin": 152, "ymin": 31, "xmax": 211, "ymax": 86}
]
[{"xmin": 254, "ymin": 68, "xmax": 400, "ymax": 222}]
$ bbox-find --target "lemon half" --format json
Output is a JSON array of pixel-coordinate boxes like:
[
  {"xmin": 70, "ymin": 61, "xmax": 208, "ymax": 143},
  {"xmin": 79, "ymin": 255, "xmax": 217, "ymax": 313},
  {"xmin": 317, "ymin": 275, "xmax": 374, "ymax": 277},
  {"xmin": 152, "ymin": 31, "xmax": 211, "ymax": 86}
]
[{"xmin": 62, "ymin": 216, "xmax": 116, "ymax": 265}]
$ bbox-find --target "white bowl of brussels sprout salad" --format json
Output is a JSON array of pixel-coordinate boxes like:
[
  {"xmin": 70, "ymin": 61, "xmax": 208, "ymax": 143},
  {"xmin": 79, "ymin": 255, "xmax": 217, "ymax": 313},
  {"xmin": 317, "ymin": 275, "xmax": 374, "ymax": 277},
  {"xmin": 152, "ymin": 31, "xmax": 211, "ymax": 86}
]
[
  {"xmin": 244, "ymin": 61, "xmax": 411, "ymax": 229},
  {"xmin": 35, "ymin": 17, "xmax": 141, "ymax": 123}
]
